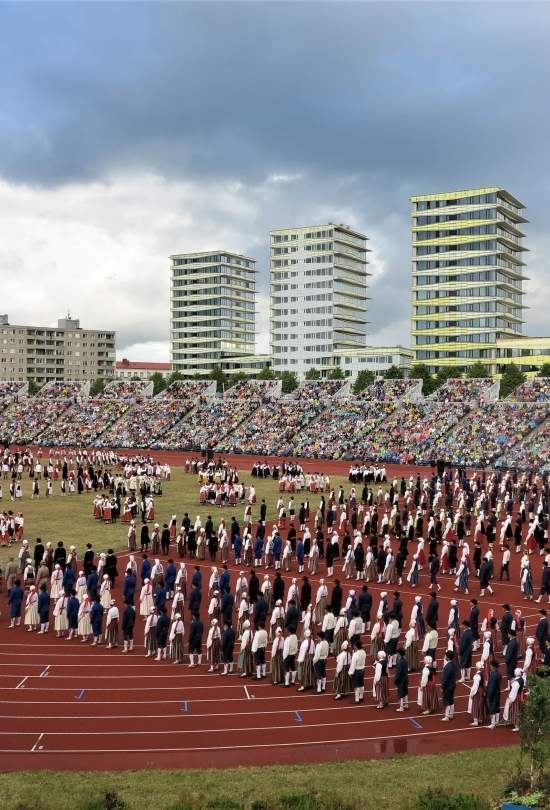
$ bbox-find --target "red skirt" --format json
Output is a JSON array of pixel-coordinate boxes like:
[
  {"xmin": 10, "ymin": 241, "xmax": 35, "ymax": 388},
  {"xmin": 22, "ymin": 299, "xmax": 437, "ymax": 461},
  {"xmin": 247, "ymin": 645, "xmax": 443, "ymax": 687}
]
[
  {"xmin": 423, "ymin": 683, "xmax": 439, "ymax": 713},
  {"xmin": 374, "ymin": 676, "xmax": 389, "ymax": 705}
]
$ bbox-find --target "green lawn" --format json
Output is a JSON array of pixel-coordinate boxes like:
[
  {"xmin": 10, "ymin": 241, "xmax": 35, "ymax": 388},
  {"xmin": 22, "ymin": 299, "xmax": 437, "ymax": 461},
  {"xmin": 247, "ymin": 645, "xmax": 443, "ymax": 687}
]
[
  {"xmin": 0, "ymin": 467, "xmax": 354, "ymax": 572},
  {"xmin": 0, "ymin": 747, "xmax": 522, "ymax": 810}
]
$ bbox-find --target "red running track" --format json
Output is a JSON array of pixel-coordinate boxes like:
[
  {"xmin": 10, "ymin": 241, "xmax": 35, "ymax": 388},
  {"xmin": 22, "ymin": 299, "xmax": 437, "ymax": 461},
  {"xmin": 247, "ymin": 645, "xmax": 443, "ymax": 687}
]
[{"xmin": 0, "ymin": 455, "xmax": 542, "ymax": 771}]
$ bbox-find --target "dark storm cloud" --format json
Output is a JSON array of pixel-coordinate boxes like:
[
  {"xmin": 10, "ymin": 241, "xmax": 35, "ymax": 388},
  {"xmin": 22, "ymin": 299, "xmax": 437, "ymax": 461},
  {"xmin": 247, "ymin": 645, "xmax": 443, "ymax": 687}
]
[{"xmin": 1, "ymin": 1, "xmax": 549, "ymax": 344}]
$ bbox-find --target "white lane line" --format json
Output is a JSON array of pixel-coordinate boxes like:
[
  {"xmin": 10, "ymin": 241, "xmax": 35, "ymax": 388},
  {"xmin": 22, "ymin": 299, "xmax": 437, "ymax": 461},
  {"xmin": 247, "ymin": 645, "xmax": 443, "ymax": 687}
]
[
  {"xmin": 1, "ymin": 711, "xmax": 473, "ymax": 737},
  {"xmin": 243, "ymin": 685, "xmax": 253, "ymax": 700},
  {"xmin": 15, "ymin": 676, "xmax": 29, "ymax": 689},
  {"xmin": 30, "ymin": 732, "xmax": 44, "ymax": 752},
  {"xmin": 39, "ymin": 666, "xmax": 50, "ymax": 678},
  {"xmin": 17, "ymin": 724, "xmax": 486, "ymax": 755}
]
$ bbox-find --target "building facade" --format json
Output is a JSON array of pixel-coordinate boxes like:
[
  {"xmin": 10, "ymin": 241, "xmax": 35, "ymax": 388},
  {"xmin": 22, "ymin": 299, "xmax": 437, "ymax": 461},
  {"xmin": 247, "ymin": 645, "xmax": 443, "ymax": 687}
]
[
  {"xmin": 410, "ymin": 187, "xmax": 528, "ymax": 374},
  {"xmin": 333, "ymin": 345, "xmax": 413, "ymax": 380},
  {"xmin": 116, "ymin": 359, "xmax": 172, "ymax": 380},
  {"xmin": 0, "ymin": 315, "xmax": 115, "ymax": 384},
  {"xmin": 170, "ymin": 250, "xmax": 262, "ymax": 376},
  {"xmin": 270, "ymin": 223, "xmax": 370, "ymax": 378}
]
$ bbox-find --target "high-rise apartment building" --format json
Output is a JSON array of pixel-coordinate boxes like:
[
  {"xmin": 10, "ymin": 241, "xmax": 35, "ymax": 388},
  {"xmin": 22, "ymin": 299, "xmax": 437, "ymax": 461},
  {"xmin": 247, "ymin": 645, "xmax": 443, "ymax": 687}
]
[
  {"xmin": 410, "ymin": 187, "xmax": 528, "ymax": 374},
  {"xmin": 170, "ymin": 250, "xmax": 263, "ymax": 376},
  {"xmin": 0, "ymin": 315, "xmax": 115, "ymax": 384},
  {"xmin": 270, "ymin": 224, "xmax": 370, "ymax": 378}
]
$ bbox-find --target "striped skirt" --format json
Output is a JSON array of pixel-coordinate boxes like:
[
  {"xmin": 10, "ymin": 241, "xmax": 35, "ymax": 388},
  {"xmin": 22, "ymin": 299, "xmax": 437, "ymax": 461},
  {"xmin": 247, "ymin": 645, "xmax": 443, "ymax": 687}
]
[
  {"xmin": 298, "ymin": 655, "xmax": 315, "ymax": 689},
  {"xmin": 208, "ymin": 637, "xmax": 221, "ymax": 666},
  {"xmin": 333, "ymin": 665, "xmax": 352, "ymax": 696},
  {"xmin": 238, "ymin": 647, "xmax": 253, "ymax": 675},
  {"xmin": 146, "ymin": 630, "xmax": 158, "ymax": 656},
  {"xmin": 370, "ymin": 636, "xmax": 384, "ymax": 659},
  {"xmin": 405, "ymin": 642, "xmax": 418, "ymax": 672},
  {"xmin": 374, "ymin": 676, "xmax": 389, "ymax": 705},
  {"xmin": 170, "ymin": 634, "xmax": 184, "ymax": 663},
  {"xmin": 105, "ymin": 619, "xmax": 119, "ymax": 646},
  {"xmin": 314, "ymin": 597, "xmax": 327, "ymax": 624},
  {"xmin": 469, "ymin": 688, "xmax": 488, "ymax": 723},
  {"xmin": 271, "ymin": 649, "xmax": 284, "ymax": 684},
  {"xmin": 422, "ymin": 683, "xmax": 439, "ymax": 713},
  {"xmin": 334, "ymin": 627, "xmax": 347, "ymax": 656}
]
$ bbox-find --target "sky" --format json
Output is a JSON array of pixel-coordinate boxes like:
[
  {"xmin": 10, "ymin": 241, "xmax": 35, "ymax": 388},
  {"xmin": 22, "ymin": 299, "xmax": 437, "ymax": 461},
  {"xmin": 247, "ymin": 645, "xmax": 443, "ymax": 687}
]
[{"xmin": 0, "ymin": 1, "xmax": 549, "ymax": 361}]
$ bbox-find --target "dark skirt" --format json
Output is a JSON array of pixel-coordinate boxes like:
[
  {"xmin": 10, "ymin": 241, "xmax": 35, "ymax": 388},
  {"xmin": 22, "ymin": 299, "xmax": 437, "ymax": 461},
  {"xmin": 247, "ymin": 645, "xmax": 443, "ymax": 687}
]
[
  {"xmin": 299, "ymin": 655, "xmax": 315, "ymax": 689},
  {"xmin": 271, "ymin": 649, "xmax": 284, "ymax": 684},
  {"xmin": 334, "ymin": 665, "xmax": 352, "ymax": 696},
  {"xmin": 374, "ymin": 676, "xmax": 389, "ymax": 705},
  {"xmin": 351, "ymin": 668, "xmax": 365, "ymax": 689}
]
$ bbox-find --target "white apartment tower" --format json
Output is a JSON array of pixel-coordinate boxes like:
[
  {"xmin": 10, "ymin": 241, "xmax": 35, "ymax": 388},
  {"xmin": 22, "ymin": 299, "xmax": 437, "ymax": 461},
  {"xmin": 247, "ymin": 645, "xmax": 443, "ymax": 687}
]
[
  {"xmin": 170, "ymin": 250, "xmax": 258, "ymax": 376},
  {"xmin": 270, "ymin": 224, "xmax": 370, "ymax": 377}
]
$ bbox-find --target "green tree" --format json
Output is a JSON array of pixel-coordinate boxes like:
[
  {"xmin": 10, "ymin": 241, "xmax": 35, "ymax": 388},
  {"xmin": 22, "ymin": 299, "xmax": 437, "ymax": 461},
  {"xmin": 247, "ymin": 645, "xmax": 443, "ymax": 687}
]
[
  {"xmin": 410, "ymin": 363, "xmax": 436, "ymax": 396},
  {"xmin": 383, "ymin": 365, "xmax": 403, "ymax": 380},
  {"xmin": 305, "ymin": 368, "xmax": 320, "ymax": 380},
  {"xmin": 280, "ymin": 371, "xmax": 299, "ymax": 394},
  {"xmin": 328, "ymin": 366, "xmax": 344, "ymax": 380},
  {"xmin": 167, "ymin": 371, "xmax": 186, "ymax": 385},
  {"xmin": 225, "ymin": 371, "xmax": 249, "ymax": 389},
  {"xmin": 519, "ymin": 671, "xmax": 550, "ymax": 789},
  {"xmin": 150, "ymin": 372, "xmax": 167, "ymax": 395},
  {"xmin": 537, "ymin": 363, "xmax": 550, "ymax": 378},
  {"xmin": 89, "ymin": 378, "xmax": 104, "ymax": 396},
  {"xmin": 27, "ymin": 378, "xmax": 40, "ymax": 395},
  {"xmin": 209, "ymin": 366, "xmax": 227, "ymax": 393},
  {"xmin": 499, "ymin": 362, "xmax": 526, "ymax": 399},
  {"xmin": 352, "ymin": 369, "xmax": 375, "ymax": 395},
  {"xmin": 257, "ymin": 366, "xmax": 276, "ymax": 380},
  {"xmin": 466, "ymin": 362, "xmax": 490, "ymax": 378},
  {"xmin": 434, "ymin": 366, "xmax": 458, "ymax": 390}
]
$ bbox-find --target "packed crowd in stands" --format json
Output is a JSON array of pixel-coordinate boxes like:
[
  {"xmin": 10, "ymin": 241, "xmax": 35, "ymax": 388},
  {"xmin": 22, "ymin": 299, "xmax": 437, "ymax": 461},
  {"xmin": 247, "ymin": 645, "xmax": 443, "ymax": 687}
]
[
  {"xmin": 429, "ymin": 378, "xmax": 497, "ymax": 403},
  {"xmin": 221, "ymin": 380, "xmax": 346, "ymax": 456},
  {"xmin": 430, "ymin": 402, "xmax": 550, "ymax": 467},
  {"xmin": 38, "ymin": 380, "xmax": 151, "ymax": 447},
  {"xmin": 0, "ymin": 377, "xmax": 549, "ymax": 471},
  {"xmin": 508, "ymin": 378, "xmax": 550, "ymax": 403},
  {"xmin": 0, "ymin": 382, "xmax": 86, "ymax": 444},
  {"xmin": 99, "ymin": 381, "xmax": 212, "ymax": 449},
  {"xmin": 0, "ymin": 382, "xmax": 26, "ymax": 411}
]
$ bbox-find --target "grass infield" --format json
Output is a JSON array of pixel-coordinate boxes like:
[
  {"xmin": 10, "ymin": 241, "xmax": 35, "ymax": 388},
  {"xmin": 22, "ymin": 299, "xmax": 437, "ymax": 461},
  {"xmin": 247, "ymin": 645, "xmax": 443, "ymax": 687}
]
[{"xmin": 0, "ymin": 746, "xmax": 520, "ymax": 809}]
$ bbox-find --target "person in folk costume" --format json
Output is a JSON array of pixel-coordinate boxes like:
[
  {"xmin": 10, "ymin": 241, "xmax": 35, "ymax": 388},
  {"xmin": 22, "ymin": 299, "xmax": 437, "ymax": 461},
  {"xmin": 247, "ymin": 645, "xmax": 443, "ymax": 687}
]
[
  {"xmin": 67, "ymin": 546, "xmax": 78, "ymax": 575},
  {"xmin": 503, "ymin": 668, "xmax": 525, "ymax": 732},
  {"xmin": 407, "ymin": 553, "xmax": 420, "ymax": 588},
  {"xmin": 404, "ymin": 621, "xmax": 419, "ymax": 672},
  {"xmin": 418, "ymin": 655, "xmax": 439, "ymax": 715},
  {"xmin": 370, "ymin": 616, "xmax": 385, "ymax": 658},
  {"xmin": 333, "ymin": 639, "xmax": 352, "ymax": 700},
  {"xmin": 487, "ymin": 659, "xmax": 502, "ymax": 729},
  {"xmin": 53, "ymin": 592, "xmax": 69, "ymax": 638},
  {"xmin": 238, "ymin": 619, "xmax": 254, "ymax": 677},
  {"xmin": 343, "ymin": 545, "xmax": 355, "ymax": 579},
  {"xmin": 373, "ymin": 650, "xmax": 390, "ymax": 709},
  {"xmin": 270, "ymin": 627, "xmax": 285, "ymax": 684},
  {"xmin": 140, "ymin": 578, "xmax": 154, "ymax": 618},
  {"xmin": 36, "ymin": 560, "xmax": 50, "ymax": 592},
  {"xmin": 37, "ymin": 583, "xmax": 51, "ymax": 634},
  {"xmin": 334, "ymin": 609, "xmax": 349, "ymax": 656},
  {"xmin": 410, "ymin": 595, "xmax": 425, "ymax": 639},
  {"xmin": 128, "ymin": 520, "xmax": 137, "ymax": 552},
  {"xmin": 207, "ymin": 589, "xmax": 220, "ymax": 624},
  {"xmin": 384, "ymin": 613, "xmax": 400, "ymax": 668},
  {"xmin": 282, "ymin": 630, "xmax": 299, "ymax": 687},
  {"xmin": 512, "ymin": 609, "xmax": 526, "ymax": 658},
  {"xmin": 322, "ymin": 606, "xmax": 336, "ymax": 653},
  {"xmin": 301, "ymin": 604, "xmax": 314, "ymax": 642},
  {"xmin": 237, "ymin": 591, "xmax": 250, "ymax": 638},
  {"xmin": 448, "ymin": 599, "xmax": 460, "ymax": 639},
  {"xmin": 270, "ymin": 599, "xmax": 285, "ymax": 641},
  {"xmin": 105, "ymin": 599, "xmax": 119, "ymax": 649},
  {"xmin": 480, "ymin": 631, "xmax": 493, "ymax": 680},
  {"xmin": 170, "ymin": 586, "xmax": 185, "ymax": 622},
  {"xmin": 349, "ymin": 640, "xmax": 367, "ymax": 704},
  {"xmin": 50, "ymin": 564, "xmax": 63, "ymax": 600},
  {"xmin": 99, "ymin": 574, "xmax": 111, "ymax": 610},
  {"xmin": 394, "ymin": 647, "xmax": 409, "ymax": 711},
  {"xmin": 297, "ymin": 628, "xmax": 315, "ymax": 691},
  {"xmin": 440, "ymin": 649, "xmax": 459, "ymax": 721},
  {"xmin": 235, "ymin": 570, "xmax": 248, "ymax": 604},
  {"xmin": 75, "ymin": 570, "xmax": 87, "ymax": 603},
  {"xmin": 24, "ymin": 585, "xmax": 39, "ymax": 631},
  {"xmin": 144, "ymin": 607, "xmax": 158, "ymax": 658},
  {"xmin": 458, "ymin": 620, "xmax": 474, "ymax": 682},
  {"xmin": 208, "ymin": 566, "xmax": 219, "ymax": 597},
  {"xmin": 78, "ymin": 593, "xmax": 93, "ymax": 642},
  {"xmin": 169, "ymin": 612, "xmax": 185, "ymax": 664},
  {"xmin": 151, "ymin": 558, "xmax": 164, "ymax": 589},
  {"xmin": 308, "ymin": 540, "xmax": 320, "ymax": 575},
  {"xmin": 252, "ymin": 623, "xmax": 268, "ymax": 680},
  {"xmin": 314, "ymin": 579, "xmax": 328, "ymax": 625},
  {"xmin": 454, "ymin": 553, "xmax": 470, "ymax": 595},
  {"xmin": 313, "ymin": 630, "xmax": 330, "ymax": 693},
  {"xmin": 521, "ymin": 562, "xmax": 534, "ymax": 600},
  {"xmin": 90, "ymin": 595, "xmax": 104, "ymax": 646},
  {"xmin": 174, "ymin": 561, "xmax": 187, "ymax": 599},
  {"xmin": 468, "ymin": 661, "xmax": 488, "ymax": 726},
  {"xmin": 261, "ymin": 574, "xmax": 272, "ymax": 609}
]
